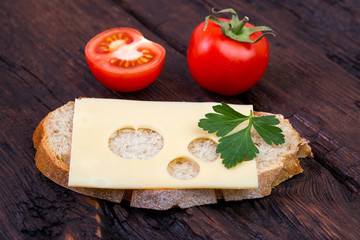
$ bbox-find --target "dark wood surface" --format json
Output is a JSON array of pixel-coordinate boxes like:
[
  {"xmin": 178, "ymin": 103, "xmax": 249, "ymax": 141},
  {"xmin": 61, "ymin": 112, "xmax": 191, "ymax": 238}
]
[{"xmin": 1, "ymin": 0, "xmax": 359, "ymax": 239}]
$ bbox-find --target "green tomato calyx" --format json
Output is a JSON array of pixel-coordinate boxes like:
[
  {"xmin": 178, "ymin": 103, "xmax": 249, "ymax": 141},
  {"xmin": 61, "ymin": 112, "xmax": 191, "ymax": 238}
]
[{"xmin": 203, "ymin": 8, "xmax": 276, "ymax": 43}]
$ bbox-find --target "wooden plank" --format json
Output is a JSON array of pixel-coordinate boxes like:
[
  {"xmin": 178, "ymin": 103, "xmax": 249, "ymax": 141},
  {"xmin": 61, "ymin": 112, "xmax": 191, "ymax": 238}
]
[
  {"xmin": 0, "ymin": 60, "xmax": 105, "ymax": 239},
  {"xmin": 0, "ymin": 0, "xmax": 359, "ymax": 239}
]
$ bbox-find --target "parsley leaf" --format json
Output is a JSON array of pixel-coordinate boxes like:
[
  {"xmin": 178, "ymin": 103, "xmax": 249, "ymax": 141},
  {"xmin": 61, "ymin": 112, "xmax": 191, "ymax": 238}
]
[
  {"xmin": 217, "ymin": 126, "xmax": 259, "ymax": 168},
  {"xmin": 198, "ymin": 103, "xmax": 285, "ymax": 168},
  {"xmin": 253, "ymin": 115, "xmax": 284, "ymax": 145},
  {"xmin": 199, "ymin": 102, "xmax": 249, "ymax": 137}
]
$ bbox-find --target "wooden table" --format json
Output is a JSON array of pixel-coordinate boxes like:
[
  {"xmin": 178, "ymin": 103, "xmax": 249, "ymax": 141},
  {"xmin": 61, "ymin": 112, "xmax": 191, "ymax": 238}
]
[{"xmin": 1, "ymin": 0, "xmax": 359, "ymax": 239}]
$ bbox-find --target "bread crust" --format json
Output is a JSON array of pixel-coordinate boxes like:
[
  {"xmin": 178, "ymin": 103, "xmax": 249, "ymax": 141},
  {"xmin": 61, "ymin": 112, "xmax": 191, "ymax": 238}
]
[
  {"xmin": 131, "ymin": 189, "xmax": 217, "ymax": 210},
  {"xmin": 33, "ymin": 101, "xmax": 312, "ymax": 209},
  {"xmin": 222, "ymin": 163, "xmax": 283, "ymax": 201}
]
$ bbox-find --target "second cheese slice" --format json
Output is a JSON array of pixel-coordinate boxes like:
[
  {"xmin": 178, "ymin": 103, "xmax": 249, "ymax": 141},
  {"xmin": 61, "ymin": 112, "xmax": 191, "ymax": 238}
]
[{"xmin": 68, "ymin": 98, "xmax": 258, "ymax": 189}]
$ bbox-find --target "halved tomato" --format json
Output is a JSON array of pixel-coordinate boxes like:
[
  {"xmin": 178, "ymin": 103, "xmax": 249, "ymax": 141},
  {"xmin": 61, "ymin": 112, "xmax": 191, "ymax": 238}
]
[{"xmin": 85, "ymin": 28, "xmax": 166, "ymax": 92}]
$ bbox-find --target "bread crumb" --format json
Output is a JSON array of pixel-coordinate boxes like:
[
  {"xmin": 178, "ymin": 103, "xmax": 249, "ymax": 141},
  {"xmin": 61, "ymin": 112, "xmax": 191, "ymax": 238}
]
[
  {"xmin": 167, "ymin": 157, "xmax": 200, "ymax": 180},
  {"xmin": 108, "ymin": 128, "xmax": 163, "ymax": 159},
  {"xmin": 188, "ymin": 138, "xmax": 219, "ymax": 162}
]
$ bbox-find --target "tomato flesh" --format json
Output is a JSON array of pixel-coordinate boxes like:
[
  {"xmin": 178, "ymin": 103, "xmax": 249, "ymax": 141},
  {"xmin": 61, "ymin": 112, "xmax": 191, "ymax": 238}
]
[
  {"xmin": 187, "ymin": 19, "xmax": 269, "ymax": 95},
  {"xmin": 85, "ymin": 28, "xmax": 165, "ymax": 92}
]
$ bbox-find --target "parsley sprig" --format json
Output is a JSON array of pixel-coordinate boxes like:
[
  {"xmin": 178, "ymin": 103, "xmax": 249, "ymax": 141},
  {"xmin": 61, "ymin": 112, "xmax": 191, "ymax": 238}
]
[{"xmin": 198, "ymin": 103, "xmax": 285, "ymax": 168}]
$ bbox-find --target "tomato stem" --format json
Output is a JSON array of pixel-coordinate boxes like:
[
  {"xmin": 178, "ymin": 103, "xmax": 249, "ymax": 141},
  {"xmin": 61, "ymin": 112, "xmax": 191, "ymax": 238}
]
[
  {"xmin": 232, "ymin": 16, "xmax": 248, "ymax": 35},
  {"xmin": 203, "ymin": 8, "xmax": 276, "ymax": 44}
]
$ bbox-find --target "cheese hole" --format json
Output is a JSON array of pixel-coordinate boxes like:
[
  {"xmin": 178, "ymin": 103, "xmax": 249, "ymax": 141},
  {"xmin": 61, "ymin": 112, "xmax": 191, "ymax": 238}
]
[
  {"xmin": 108, "ymin": 128, "xmax": 163, "ymax": 159},
  {"xmin": 167, "ymin": 157, "xmax": 200, "ymax": 180},
  {"xmin": 188, "ymin": 138, "xmax": 219, "ymax": 162}
]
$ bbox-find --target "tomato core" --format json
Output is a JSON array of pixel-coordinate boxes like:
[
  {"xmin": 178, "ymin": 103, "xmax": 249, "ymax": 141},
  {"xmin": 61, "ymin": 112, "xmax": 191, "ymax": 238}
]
[{"xmin": 94, "ymin": 32, "xmax": 156, "ymax": 69}]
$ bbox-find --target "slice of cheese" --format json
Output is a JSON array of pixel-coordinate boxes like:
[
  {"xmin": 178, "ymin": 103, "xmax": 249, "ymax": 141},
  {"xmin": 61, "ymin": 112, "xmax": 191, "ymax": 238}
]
[{"xmin": 68, "ymin": 98, "xmax": 258, "ymax": 189}]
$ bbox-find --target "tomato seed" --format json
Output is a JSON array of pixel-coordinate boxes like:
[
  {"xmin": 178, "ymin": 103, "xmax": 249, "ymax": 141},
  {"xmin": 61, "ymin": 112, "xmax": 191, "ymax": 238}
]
[{"xmin": 140, "ymin": 57, "xmax": 149, "ymax": 63}]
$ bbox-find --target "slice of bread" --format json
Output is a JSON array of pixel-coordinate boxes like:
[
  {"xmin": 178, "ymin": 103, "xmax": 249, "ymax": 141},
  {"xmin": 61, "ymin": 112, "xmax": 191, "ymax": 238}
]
[
  {"xmin": 33, "ymin": 101, "xmax": 125, "ymax": 203},
  {"xmin": 33, "ymin": 101, "xmax": 312, "ymax": 210}
]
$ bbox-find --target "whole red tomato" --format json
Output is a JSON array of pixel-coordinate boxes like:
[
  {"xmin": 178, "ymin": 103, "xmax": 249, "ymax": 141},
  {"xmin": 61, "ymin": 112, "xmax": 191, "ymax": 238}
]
[
  {"xmin": 85, "ymin": 28, "xmax": 165, "ymax": 92},
  {"xmin": 187, "ymin": 9, "xmax": 274, "ymax": 95}
]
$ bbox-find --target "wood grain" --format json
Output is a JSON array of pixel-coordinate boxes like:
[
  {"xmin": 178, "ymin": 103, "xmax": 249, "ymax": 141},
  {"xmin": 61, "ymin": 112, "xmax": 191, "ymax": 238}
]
[{"xmin": 0, "ymin": 0, "xmax": 359, "ymax": 239}]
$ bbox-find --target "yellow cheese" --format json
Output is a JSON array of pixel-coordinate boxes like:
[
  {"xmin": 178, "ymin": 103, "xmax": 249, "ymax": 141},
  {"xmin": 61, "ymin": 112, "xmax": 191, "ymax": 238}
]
[{"xmin": 68, "ymin": 98, "xmax": 258, "ymax": 189}]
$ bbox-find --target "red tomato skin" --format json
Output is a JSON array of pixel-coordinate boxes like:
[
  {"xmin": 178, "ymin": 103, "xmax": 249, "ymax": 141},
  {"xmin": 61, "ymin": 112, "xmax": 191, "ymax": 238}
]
[
  {"xmin": 187, "ymin": 19, "xmax": 270, "ymax": 95},
  {"xmin": 85, "ymin": 28, "xmax": 166, "ymax": 92},
  {"xmin": 85, "ymin": 51, "xmax": 165, "ymax": 92}
]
